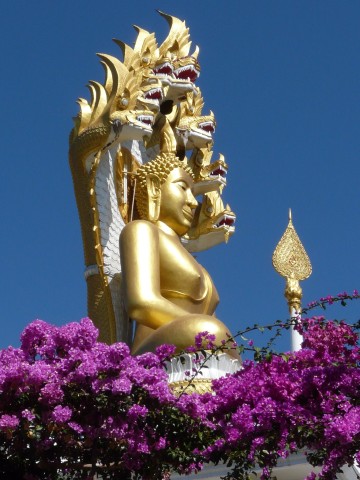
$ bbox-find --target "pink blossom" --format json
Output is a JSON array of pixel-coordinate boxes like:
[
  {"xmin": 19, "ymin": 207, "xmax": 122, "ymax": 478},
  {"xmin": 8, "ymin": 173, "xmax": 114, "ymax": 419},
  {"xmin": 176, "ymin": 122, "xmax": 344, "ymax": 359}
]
[
  {"xmin": 0, "ymin": 414, "xmax": 19, "ymax": 430},
  {"xmin": 21, "ymin": 409, "xmax": 35, "ymax": 421},
  {"xmin": 52, "ymin": 405, "xmax": 72, "ymax": 423},
  {"xmin": 68, "ymin": 421, "xmax": 83, "ymax": 434}
]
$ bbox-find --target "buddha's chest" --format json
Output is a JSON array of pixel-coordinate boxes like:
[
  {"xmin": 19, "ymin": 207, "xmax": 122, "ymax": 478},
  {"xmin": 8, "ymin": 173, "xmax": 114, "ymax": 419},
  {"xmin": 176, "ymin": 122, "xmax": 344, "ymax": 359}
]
[{"xmin": 158, "ymin": 234, "xmax": 207, "ymax": 301}]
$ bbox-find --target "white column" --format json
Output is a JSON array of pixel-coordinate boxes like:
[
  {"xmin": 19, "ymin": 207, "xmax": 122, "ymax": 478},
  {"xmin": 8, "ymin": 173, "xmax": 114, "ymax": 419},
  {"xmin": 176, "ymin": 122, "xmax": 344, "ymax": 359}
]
[{"xmin": 290, "ymin": 306, "xmax": 303, "ymax": 352}]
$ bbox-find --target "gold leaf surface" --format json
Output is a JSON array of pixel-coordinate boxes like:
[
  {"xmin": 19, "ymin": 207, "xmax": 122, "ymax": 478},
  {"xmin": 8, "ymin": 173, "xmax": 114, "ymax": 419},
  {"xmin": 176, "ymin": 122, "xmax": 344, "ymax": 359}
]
[{"xmin": 272, "ymin": 213, "xmax": 312, "ymax": 281}]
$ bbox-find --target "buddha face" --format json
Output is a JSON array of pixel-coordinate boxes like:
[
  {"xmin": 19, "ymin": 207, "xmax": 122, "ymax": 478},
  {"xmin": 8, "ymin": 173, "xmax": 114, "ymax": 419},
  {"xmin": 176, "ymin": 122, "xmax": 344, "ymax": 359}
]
[{"xmin": 158, "ymin": 167, "xmax": 198, "ymax": 236}]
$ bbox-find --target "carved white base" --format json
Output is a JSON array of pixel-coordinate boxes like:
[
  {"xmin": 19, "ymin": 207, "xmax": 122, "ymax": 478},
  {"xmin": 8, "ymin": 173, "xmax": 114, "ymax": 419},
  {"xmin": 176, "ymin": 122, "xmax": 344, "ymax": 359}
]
[
  {"xmin": 165, "ymin": 352, "xmax": 241, "ymax": 383},
  {"xmin": 165, "ymin": 352, "xmax": 241, "ymax": 395}
]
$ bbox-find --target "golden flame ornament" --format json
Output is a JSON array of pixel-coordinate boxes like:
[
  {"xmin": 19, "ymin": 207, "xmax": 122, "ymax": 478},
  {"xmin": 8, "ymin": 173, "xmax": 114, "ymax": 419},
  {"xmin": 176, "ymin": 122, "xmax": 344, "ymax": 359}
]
[{"xmin": 272, "ymin": 209, "xmax": 312, "ymax": 314}]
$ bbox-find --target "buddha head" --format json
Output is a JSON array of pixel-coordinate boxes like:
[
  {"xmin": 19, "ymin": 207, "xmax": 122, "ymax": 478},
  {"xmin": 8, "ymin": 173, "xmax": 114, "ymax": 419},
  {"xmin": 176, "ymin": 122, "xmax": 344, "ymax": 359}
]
[{"xmin": 135, "ymin": 153, "xmax": 198, "ymax": 236}]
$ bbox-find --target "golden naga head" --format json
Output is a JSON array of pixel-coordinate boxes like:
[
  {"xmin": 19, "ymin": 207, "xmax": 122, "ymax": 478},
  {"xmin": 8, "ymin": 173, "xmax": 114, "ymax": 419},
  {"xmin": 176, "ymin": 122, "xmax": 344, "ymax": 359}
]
[
  {"xmin": 183, "ymin": 190, "xmax": 236, "ymax": 252},
  {"xmin": 175, "ymin": 88, "xmax": 216, "ymax": 150},
  {"xmin": 113, "ymin": 28, "xmax": 164, "ymax": 113},
  {"xmin": 70, "ymin": 52, "xmax": 156, "ymax": 155},
  {"xmin": 186, "ymin": 147, "xmax": 228, "ymax": 197},
  {"xmin": 153, "ymin": 11, "xmax": 200, "ymax": 101},
  {"xmin": 172, "ymin": 45, "xmax": 200, "ymax": 83},
  {"xmin": 157, "ymin": 11, "xmax": 200, "ymax": 79}
]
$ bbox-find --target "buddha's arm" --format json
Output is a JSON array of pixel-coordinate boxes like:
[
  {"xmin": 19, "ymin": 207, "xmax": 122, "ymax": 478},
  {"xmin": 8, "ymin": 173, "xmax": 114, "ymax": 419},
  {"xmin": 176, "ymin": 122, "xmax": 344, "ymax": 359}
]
[{"xmin": 120, "ymin": 220, "xmax": 190, "ymax": 330}]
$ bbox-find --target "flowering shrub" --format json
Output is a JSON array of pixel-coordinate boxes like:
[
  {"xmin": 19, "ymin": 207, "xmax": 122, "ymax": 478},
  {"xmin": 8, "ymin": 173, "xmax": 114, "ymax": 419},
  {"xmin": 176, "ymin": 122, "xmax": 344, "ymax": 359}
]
[
  {"xmin": 0, "ymin": 293, "xmax": 359, "ymax": 479},
  {"xmin": 0, "ymin": 319, "xmax": 207, "ymax": 479},
  {"xmin": 203, "ymin": 315, "xmax": 360, "ymax": 480}
]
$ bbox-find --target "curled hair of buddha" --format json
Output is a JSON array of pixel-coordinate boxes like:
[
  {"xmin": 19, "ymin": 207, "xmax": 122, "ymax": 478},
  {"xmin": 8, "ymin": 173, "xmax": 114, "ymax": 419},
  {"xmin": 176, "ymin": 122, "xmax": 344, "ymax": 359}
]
[{"xmin": 135, "ymin": 152, "xmax": 194, "ymax": 220}]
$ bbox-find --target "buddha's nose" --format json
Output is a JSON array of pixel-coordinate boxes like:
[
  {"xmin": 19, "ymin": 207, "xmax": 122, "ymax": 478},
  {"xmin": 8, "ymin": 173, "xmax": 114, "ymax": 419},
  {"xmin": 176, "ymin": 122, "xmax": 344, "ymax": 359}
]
[{"xmin": 187, "ymin": 190, "xmax": 198, "ymax": 209}]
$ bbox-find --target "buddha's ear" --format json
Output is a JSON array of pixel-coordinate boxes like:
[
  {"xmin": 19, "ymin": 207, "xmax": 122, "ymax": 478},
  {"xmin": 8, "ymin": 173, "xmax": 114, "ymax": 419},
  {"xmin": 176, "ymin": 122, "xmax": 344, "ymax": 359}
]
[{"xmin": 146, "ymin": 174, "xmax": 161, "ymax": 222}]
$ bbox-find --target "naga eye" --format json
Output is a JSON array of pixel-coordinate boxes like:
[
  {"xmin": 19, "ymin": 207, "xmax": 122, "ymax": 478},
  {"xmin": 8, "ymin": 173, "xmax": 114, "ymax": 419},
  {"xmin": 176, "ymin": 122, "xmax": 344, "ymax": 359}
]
[{"xmin": 119, "ymin": 97, "xmax": 129, "ymax": 108}]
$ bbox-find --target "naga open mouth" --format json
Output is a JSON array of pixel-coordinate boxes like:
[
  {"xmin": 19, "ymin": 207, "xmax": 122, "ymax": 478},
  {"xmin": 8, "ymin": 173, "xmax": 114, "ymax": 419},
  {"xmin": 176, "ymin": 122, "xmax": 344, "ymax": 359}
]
[
  {"xmin": 153, "ymin": 62, "xmax": 174, "ymax": 77},
  {"xmin": 210, "ymin": 165, "xmax": 227, "ymax": 178},
  {"xmin": 144, "ymin": 87, "xmax": 163, "ymax": 101},
  {"xmin": 215, "ymin": 214, "xmax": 235, "ymax": 228},
  {"xmin": 198, "ymin": 121, "xmax": 215, "ymax": 134},
  {"xmin": 174, "ymin": 64, "xmax": 199, "ymax": 83},
  {"xmin": 136, "ymin": 114, "xmax": 154, "ymax": 126}
]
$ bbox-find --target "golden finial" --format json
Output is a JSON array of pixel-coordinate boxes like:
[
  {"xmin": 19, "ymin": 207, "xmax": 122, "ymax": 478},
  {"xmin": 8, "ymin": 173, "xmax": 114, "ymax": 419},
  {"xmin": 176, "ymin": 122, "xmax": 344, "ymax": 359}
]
[{"xmin": 272, "ymin": 209, "xmax": 312, "ymax": 314}]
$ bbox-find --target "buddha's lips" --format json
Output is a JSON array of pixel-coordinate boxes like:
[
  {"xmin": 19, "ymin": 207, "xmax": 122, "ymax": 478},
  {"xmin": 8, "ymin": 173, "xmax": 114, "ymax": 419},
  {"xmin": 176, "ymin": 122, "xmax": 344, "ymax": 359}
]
[
  {"xmin": 183, "ymin": 209, "xmax": 194, "ymax": 222},
  {"xmin": 153, "ymin": 62, "xmax": 174, "ymax": 77},
  {"xmin": 174, "ymin": 65, "xmax": 199, "ymax": 83},
  {"xmin": 198, "ymin": 121, "xmax": 215, "ymax": 134}
]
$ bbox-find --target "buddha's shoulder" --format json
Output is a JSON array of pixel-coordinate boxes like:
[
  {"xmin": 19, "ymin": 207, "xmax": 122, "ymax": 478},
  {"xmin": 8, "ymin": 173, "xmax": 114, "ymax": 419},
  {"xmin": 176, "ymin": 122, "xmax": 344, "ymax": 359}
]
[{"xmin": 121, "ymin": 220, "xmax": 158, "ymax": 238}]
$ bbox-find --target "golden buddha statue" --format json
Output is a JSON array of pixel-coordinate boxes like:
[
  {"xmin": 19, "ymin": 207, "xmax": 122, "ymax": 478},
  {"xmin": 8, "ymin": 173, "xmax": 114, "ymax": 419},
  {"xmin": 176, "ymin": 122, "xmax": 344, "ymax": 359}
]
[
  {"xmin": 69, "ymin": 13, "xmax": 238, "ymax": 361},
  {"xmin": 120, "ymin": 153, "xmax": 239, "ymax": 359}
]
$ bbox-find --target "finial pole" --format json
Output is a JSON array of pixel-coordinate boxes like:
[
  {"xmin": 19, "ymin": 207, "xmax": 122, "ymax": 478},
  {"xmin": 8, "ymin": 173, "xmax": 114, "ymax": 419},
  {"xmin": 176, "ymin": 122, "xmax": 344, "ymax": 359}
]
[
  {"xmin": 272, "ymin": 210, "xmax": 312, "ymax": 352},
  {"xmin": 285, "ymin": 277, "xmax": 303, "ymax": 351},
  {"xmin": 284, "ymin": 209, "xmax": 303, "ymax": 349}
]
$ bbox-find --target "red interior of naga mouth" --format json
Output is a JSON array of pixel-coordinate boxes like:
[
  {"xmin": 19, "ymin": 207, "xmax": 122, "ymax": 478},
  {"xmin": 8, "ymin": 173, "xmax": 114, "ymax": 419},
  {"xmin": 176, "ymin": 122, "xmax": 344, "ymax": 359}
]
[
  {"xmin": 137, "ymin": 115, "xmax": 153, "ymax": 126},
  {"xmin": 211, "ymin": 166, "xmax": 227, "ymax": 177},
  {"xmin": 144, "ymin": 88, "xmax": 163, "ymax": 100},
  {"xmin": 199, "ymin": 122, "xmax": 215, "ymax": 133},
  {"xmin": 153, "ymin": 63, "xmax": 173, "ymax": 76},
  {"xmin": 174, "ymin": 66, "xmax": 199, "ymax": 83},
  {"xmin": 217, "ymin": 215, "xmax": 235, "ymax": 227}
]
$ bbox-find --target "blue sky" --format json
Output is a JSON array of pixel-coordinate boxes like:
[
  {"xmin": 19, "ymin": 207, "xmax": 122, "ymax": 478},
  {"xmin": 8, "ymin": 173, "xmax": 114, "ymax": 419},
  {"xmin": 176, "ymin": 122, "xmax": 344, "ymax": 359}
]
[{"xmin": 1, "ymin": 1, "xmax": 359, "ymax": 352}]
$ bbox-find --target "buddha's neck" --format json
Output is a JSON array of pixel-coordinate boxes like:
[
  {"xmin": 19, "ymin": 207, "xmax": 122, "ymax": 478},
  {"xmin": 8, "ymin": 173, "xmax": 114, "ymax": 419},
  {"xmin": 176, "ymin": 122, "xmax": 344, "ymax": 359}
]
[{"xmin": 156, "ymin": 221, "xmax": 180, "ymax": 238}]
